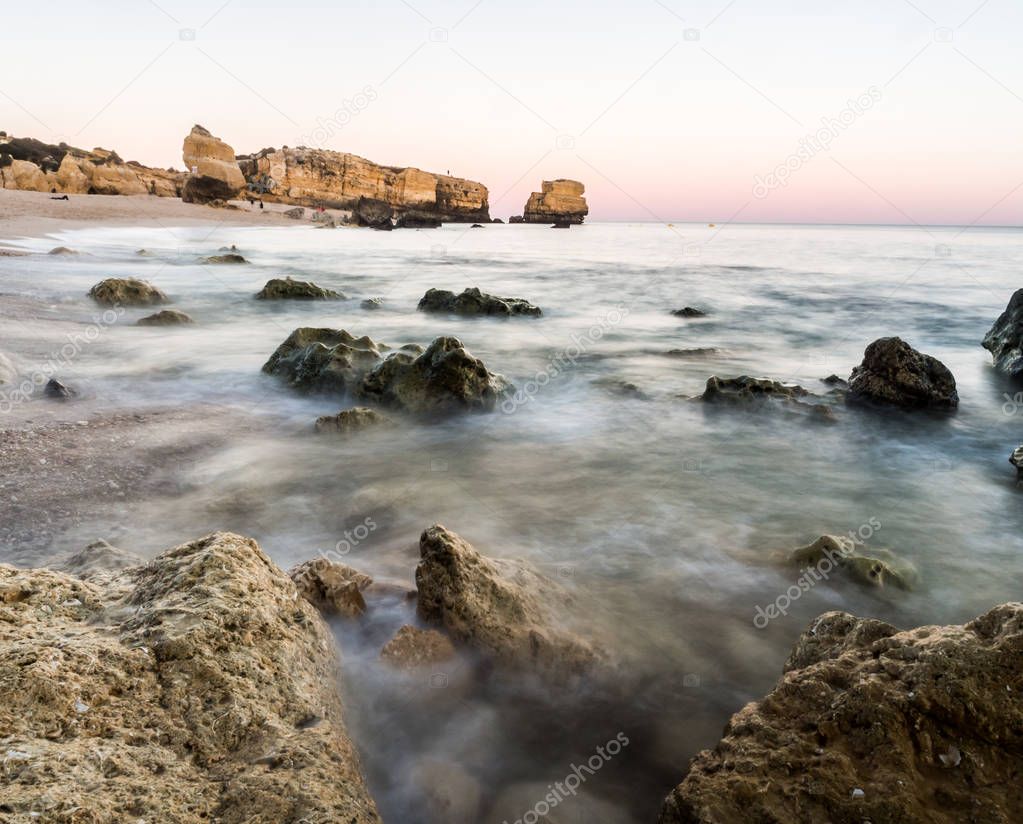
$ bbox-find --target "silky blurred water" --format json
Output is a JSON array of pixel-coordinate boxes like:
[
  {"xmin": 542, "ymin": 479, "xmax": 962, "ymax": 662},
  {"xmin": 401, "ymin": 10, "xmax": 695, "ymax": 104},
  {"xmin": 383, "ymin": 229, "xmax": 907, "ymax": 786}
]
[{"xmin": 2, "ymin": 220, "xmax": 1022, "ymax": 822}]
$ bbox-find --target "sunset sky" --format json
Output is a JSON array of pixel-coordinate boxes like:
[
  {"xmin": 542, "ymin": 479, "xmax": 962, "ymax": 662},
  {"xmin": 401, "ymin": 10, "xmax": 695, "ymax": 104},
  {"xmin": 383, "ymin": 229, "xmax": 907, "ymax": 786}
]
[{"xmin": 3, "ymin": 0, "xmax": 1021, "ymax": 224}]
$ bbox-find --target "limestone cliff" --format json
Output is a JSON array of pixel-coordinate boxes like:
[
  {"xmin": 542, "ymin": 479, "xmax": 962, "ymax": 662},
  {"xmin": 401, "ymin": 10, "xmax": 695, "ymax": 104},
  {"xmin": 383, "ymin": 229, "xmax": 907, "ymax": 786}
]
[
  {"xmin": 181, "ymin": 124, "xmax": 246, "ymax": 204},
  {"xmin": 237, "ymin": 146, "xmax": 490, "ymax": 222},
  {"xmin": 523, "ymin": 178, "xmax": 588, "ymax": 224}
]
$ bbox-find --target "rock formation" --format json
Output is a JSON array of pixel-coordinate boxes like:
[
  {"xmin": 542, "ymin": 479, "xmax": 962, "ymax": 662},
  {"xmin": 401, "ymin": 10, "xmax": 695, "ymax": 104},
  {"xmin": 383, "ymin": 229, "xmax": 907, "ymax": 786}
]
[
  {"xmin": 982, "ymin": 289, "xmax": 1023, "ymax": 377},
  {"xmin": 181, "ymin": 125, "xmax": 246, "ymax": 204},
  {"xmin": 262, "ymin": 328, "xmax": 393, "ymax": 394},
  {"xmin": 659, "ymin": 603, "xmax": 1023, "ymax": 823},
  {"xmin": 415, "ymin": 525, "xmax": 600, "ymax": 679},
  {"xmin": 0, "ymin": 532, "xmax": 380, "ymax": 822},
  {"xmin": 418, "ymin": 287, "xmax": 542, "ymax": 317},
  {"xmin": 255, "ymin": 277, "xmax": 344, "ymax": 300},
  {"xmin": 237, "ymin": 145, "xmax": 490, "ymax": 222},
  {"xmin": 847, "ymin": 337, "xmax": 958, "ymax": 409},
  {"xmin": 379, "ymin": 624, "xmax": 457, "ymax": 670},
  {"xmin": 289, "ymin": 557, "xmax": 372, "ymax": 618},
  {"xmin": 672, "ymin": 307, "xmax": 708, "ymax": 318},
  {"xmin": 315, "ymin": 406, "xmax": 394, "ymax": 435},
  {"xmin": 790, "ymin": 535, "xmax": 917, "ymax": 590},
  {"xmin": 88, "ymin": 277, "xmax": 168, "ymax": 307},
  {"xmin": 522, "ymin": 179, "xmax": 588, "ymax": 224},
  {"xmin": 137, "ymin": 309, "xmax": 194, "ymax": 326}
]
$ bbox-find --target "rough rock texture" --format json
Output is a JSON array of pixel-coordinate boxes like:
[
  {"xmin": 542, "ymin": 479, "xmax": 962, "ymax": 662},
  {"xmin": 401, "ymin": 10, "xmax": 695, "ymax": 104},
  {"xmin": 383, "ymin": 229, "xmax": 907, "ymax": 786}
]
[
  {"xmin": 181, "ymin": 125, "xmax": 246, "ymax": 204},
  {"xmin": 255, "ymin": 277, "xmax": 343, "ymax": 300},
  {"xmin": 237, "ymin": 146, "xmax": 490, "ymax": 222},
  {"xmin": 523, "ymin": 179, "xmax": 588, "ymax": 224},
  {"xmin": 982, "ymin": 289, "xmax": 1023, "ymax": 377},
  {"xmin": 358, "ymin": 337, "xmax": 512, "ymax": 416},
  {"xmin": 262, "ymin": 328, "xmax": 390, "ymax": 393},
  {"xmin": 418, "ymin": 287, "xmax": 542, "ymax": 317},
  {"xmin": 847, "ymin": 337, "xmax": 958, "ymax": 409},
  {"xmin": 701, "ymin": 376, "xmax": 808, "ymax": 406},
  {"xmin": 1011, "ymin": 445, "xmax": 1023, "ymax": 482},
  {"xmin": 0, "ymin": 532, "xmax": 380, "ymax": 823},
  {"xmin": 415, "ymin": 525, "xmax": 599, "ymax": 679},
  {"xmin": 315, "ymin": 406, "xmax": 394, "ymax": 435},
  {"xmin": 54, "ymin": 539, "xmax": 144, "ymax": 578},
  {"xmin": 659, "ymin": 603, "xmax": 1023, "ymax": 824},
  {"xmin": 137, "ymin": 309, "xmax": 194, "ymax": 326},
  {"xmin": 289, "ymin": 557, "xmax": 371, "ymax": 618},
  {"xmin": 379, "ymin": 624, "xmax": 456, "ymax": 670},
  {"xmin": 43, "ymin": 378, "xmax": 76, "ymax": 400},
  {"xmin": 353, "ymin": 197, "xmax": 394, "ymax": 229},
  {"xmin": 790, "ymin": 535, "xmax": 917, "ymax": 590},
  {"xmin": 88, "ymin": 277, "xmax": 168, "ymax": 307}
]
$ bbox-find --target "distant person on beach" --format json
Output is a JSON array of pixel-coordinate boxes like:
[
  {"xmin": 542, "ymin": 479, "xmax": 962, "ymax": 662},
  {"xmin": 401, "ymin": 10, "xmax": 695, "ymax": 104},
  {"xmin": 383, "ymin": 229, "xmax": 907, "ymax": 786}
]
[
  {"xmin": 259, "ymin": 200, "xmax": 264, "ymax": 210},
  {"xmin": 50, "ymin": 194, "xmax": 69, "ymax": 200}
]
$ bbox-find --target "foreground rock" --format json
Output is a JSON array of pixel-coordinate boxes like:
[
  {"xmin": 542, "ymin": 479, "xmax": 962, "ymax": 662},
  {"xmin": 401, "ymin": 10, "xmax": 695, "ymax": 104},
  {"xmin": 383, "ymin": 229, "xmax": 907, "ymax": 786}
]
[
  {"xmin": 380, "ymin": 625, "xmax": 457, "ymax": 670},
  {"xmin": 256, "ymin": 277, "xmax": 344, "ymax": 300},
  {"xmin": 137, "ymin": 309, "xmax": 194, "ymax": 326},
  {"xmin": 982, "ymin": 289, "xmax": 1023, "ymax": 377},
  {"xmin": 54, "ymin": 539, "xmax": 143, "ymax": 578},
  {"xmin": 671, "ymin": 307, "xmax": 707, "ymax": 318},
  {"xmin": 789, "ymin": 534, "xmax": 917, "ymax": 590},
  {"xmin": 262, "ymin": 328, "xmax": 391, "ymax": 393},
  {"xmin": 848, "ymin": 337, "xmax": 958, "ymax": 409},
  {"xmin": 415, "ymin": 525, "xmax": 600, "ymax": 679},
  {"xmin": 418, "ymin": 287, "xmax": 542, "ymax": 317},
  {"xmin": 88, "ymin": 277, "xmax": 168, "ymax": 307},
  {"xmin": 181, "ymin": 124, "xmax": 246, "ymax": 204},
  {"xmin": 201, "ymin": 252, "xmax": 247, "ymax": 264},
  {"xmin": 699, "ymin": 375, "xmax": 834, "ymax": 421},
  {"xmin": 289, "ymin": 557, "xmax": 372, "ymax": 618},
  {"xmin": 315, "ymin": 406, "xmax": 393, "ymax": 435},
  {"xmin": 43, "ymin": 378, "xmax": 76, "ymax": 400},
  {"xmin": 523, "ymin": 179, "xmax": 588, "ymax": 224},
  {"xmin": 0, "ymin": 532, "xmax": 380, "ymax": 822},
  {"xmin": 660, "ymin": 603, "xmax": 1023, "ymax": 823}
]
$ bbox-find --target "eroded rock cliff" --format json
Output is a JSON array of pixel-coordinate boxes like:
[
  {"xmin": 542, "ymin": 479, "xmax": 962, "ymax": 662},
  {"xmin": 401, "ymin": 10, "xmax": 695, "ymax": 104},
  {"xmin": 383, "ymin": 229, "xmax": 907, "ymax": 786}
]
[{"xmin": 523, "ymin": 178, "xmax": 588, "ymax": 224}]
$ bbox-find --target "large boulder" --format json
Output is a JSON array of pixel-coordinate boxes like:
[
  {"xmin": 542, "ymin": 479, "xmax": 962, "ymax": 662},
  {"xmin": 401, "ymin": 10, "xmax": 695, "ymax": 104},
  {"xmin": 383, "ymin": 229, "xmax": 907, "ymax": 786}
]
[
  {"xmin": 353, "ymin": 197, "xmax": 394, "ymax": 229},
  {"xmin": 88, "ymin": 277, "xmax": 168, "ymax": 307},
  {"xmin": 523, "ymin": 179, "xmax": 588, "ymax": 224},
  {"xmin": 847, "ymin": 337, "xmax": 958, "ymax": 409},
  {"xmin": 982, "ymin": 289, "xmax": 1023, "ymax": 377},
  {"xmin": 415, "ymin": 525, "xmax": 600, "ymax": 679},
  {"xmin": 255, "ymin": 277, "xmax": 343, "ymax": 300},
  {"xmin": 0, "ymin": 532, "xmax": 380, "ymax": 822},
  {"xmin": 418, "ymin": 287, "xmax": 542, "ymax": 317},
  {"xmin": 181, "ymin": 125, "xmax": 245, "ymax": 204},
  {"xmin": 1, "ymin": 158, "xmax": 51, "ymax": 191},
  {"xmin": 659, "ymin": 603, "xmax": 1023, "ymax": 824},
  {"xmin": 358, "ymin": 337, "xmax": 512, "ymax": 415},
  {"xmin": 261, "ymin": 328, "xmax": 390, "ymax": 394}
]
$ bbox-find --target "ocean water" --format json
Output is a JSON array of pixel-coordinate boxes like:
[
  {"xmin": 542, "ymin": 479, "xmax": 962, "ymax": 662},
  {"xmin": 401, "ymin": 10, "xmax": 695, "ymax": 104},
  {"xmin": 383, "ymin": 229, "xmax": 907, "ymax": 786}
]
[{"xmin": 2, "ymin": 220, "xmax": 1022, "ymax": 821}]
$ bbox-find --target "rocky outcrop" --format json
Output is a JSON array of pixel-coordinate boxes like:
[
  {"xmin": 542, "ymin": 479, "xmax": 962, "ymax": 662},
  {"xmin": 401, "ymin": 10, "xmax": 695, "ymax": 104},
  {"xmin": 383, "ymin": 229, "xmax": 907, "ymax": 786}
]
[
  {"xmin": 380, "ymin": 624, "xmax": 456, "ymax": 670},
  {"xmin": 358, "ymin": 337, "xmax": 512, "ymax": 416},
  {"xmin": 255, "ymin": 277, "xmax": 344, "ymax": 300},
  {"xmin": 262, "ymin": 328, "xmax": 392, "ymax": 394},
  {"xmin": 415, "ymin": 525, "xmax": 600, "ymax": 679},
  {"xmin": 659, "ymin": 603, "xmax": 1023, "ymax": 824},
  {"xmin": 418, "ymin": 287, "xmax": 542, "ymax": 317},
  {"xmin": 0, "ymin": 532, "xmax": 380, "ymax": 823},
  {"xmin": 181, "ymin": 125, "xmax": 246, "ymax": 204},
  {"xmin": 983, "ymin": 289, "xmax": 1023, "ymax": 377},
  {"xmin": 790, "ymin": 535, "xmax": 917, "ymax": 590},
  {"xmin": 236, "ymin": 146, "xmax": 490, "ymax": 222},
  {"xmin": 522, "ymin": 179, "xmax": 588, "ymax": 224},
  {"xmin": 315, "ymin": 406, "xmax": 394, "ymax": 435},
  {"xmin": 88, "ymin": 277, "xmax": 168, "ymax": 307},
  {"xmin": 700, "ymin": 376, "xmax": 836, "ymax": 421},
  {"xmin": 848, "ymin": 337, "xmax": 958, "ymax": 409},
  {"xmin": 289, "ymin": 557, "xmax": 372, "ymax": 618},
  {"xmin": 672, "ymin": 307, "xmax": 707, "ymax": 318},
  {"xmin": 137, "ymin": 309, "xmax": 194, "ymax": 326},
  {"xmin": 201, "ymin": 253, "xmax": 247, "ymax": 264}
]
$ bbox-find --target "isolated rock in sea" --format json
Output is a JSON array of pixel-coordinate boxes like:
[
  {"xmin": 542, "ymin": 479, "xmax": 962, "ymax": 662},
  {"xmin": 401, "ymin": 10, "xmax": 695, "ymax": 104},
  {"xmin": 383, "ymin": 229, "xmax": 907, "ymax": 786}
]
[
  {"xmin": 354, "ymin": 197, "xmax": 394, "ymax": 229},
  {"xmin": 672, "ymin": 306, "xmax": 708, "ymax": 318},
  {"xmin": 0, "ymin": 532, "xmax": 380, "ymax": 822},
  {"xmin": 289, "ymin": 557, "xmax": 372, "ymax": 618},
  {"xmin": 659, "ymin": 603, "xmax": 1023, "ymax": 823},
  {"xmin": 418, "ymin": 287, "xmax": 542, "ymax": 317},
  {"xmin": 358, "ymin": 337, "xmax": 512, "ymax": 416},
  {"xmin": 48, "ymin": 246, "xmax": 78, "ymax": 256},
  {"xmin": 88, "ymin": 277, "xmax": 168, "ymax": 307},
  {"xmin": 982, "ymin": 289, "xmax": 1023, "ymax": 377},
  {"xmin": 790, "ymin": 535, "xmax": 917, "ymax": 590},
  {"xmin": 380, "ymin": 624, "xmax": 457, "ymax": 670},
  {"xmin": 847, "ymin": 337, "xmax": 958, "ymax": 409},
  {"xmin": 181, "ymin": 124, "xmax": 246, "ymax": 204},
  {"xmin": 663, "ymin": 348, "xmax": 721, "ymax": 358},
  {"xmin": 137, "ymin": 309, "xmax": 194, "ymax": 326},
  {"xmin": 523, "ymin": 179, "xmax": 588, "ymax": 224},
  {"xmin": 54, "ymin": 539, "xmax": 144, "ymax": 578},
  {"xmin": 262, "ymin": 328, "xmax": 388, "ymax": 393},
  {"xmin": 395, "ymin": 213, "xmax": 442, "ymax": 229},
  {"xmin": 593, "ymin": 377, "xmax": 649, "ymax": 399},
  {"xmin": 415, "ymin": 525, "xmax": 600, "ymax": 678},
  {"xmin": 821, "ymin": 373, "xmax": 849, "ymax": 388},
  {"xmin": 508, "ymin": 215, "xmax": 524, "ymax": 224},
  {"xmin": 361, "ymin": 297, "xmax": 384, "ymax": 310},
  {"xmin": 43, "ymin": 378, "xmax": 76, "ymax": 400},
  {"xmin": 236, "ymin": 145, "xmax": 490, "ymax": 222},
  {"xmin": 1010, "ymin": 446, "xmax": 1023, "ymax": 482},
  {"xmin": 315, "ymin": 406, "xmax": 394, "ymax": 435},
  {"xmin": 201, "ymin": 252, "xmax": 247, "ymax": 264},
  {"xmin": 256, "ymin": 276, "xmax": 344, "ymax": 300},
  {"xmin": 701, "ymin": 376, "xmax": 809, "ymax": 406}
]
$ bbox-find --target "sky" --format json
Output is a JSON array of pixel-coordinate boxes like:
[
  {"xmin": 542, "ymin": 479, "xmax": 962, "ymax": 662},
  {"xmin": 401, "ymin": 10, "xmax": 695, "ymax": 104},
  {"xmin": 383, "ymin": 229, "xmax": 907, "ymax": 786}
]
[{"xmin": 2, "ymin": 0, "xmax": 1021, "ymax": 225}]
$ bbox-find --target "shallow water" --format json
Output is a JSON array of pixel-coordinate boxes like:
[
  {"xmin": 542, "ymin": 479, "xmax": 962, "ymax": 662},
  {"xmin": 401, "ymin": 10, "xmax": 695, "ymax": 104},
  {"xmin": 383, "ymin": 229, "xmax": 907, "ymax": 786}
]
[{"xmin": 2, "ymin": 220, "xmax": 1022, "ymax": 822}]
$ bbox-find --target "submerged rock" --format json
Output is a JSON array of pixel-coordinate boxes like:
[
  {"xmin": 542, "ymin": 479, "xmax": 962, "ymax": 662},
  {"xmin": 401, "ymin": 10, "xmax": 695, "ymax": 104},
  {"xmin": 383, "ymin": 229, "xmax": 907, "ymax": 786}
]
[
  {"xmin": 54, "ymin": 539, "xmax": 143, "ymax": 578},
  {"xmin": 1010, "ymin": 446, "xmax": 1023, "ymax": 482},
  {"xmin": 671, "ymin": 307, "xmax": 707, "ymax": 318},
  {"xmin": 315, "ymin": 406, "xmax": 394, "ymax": 435},
  {"xmin": 790, "ymin": 535, "xmax": 917, "ymax": 590},
  {"xmin": 415, "ymin": 525, "xmax": 600, "ymax": 679},
  {"xmin": 262, "ymin": 328, "xmax": 388, "ymax": 393},
  {"xmin": 0, "ymin": 532, "xmax": 380, "ymax": 822},
  {"xmin": 255, "ymin": 276, "xmax": 344, "ymax": 300},
  {"xmin": 418, "ymin": 287, "xmax": 542, "ymax": 317},
  {"xmin": 43, "ymin": 378, "xmax": 76, "ymax": 400},
  {"xmin": 663, "ymin": 347, "xmax": 721, "ymax": 358},
  {"xmin": 354, "ymin": 197, "xmax": 394, "ymax": 229},
  {"xmin": 48, "ymin": 246, "xmax": 78, "ymax": 256},
  {"xmin": 847, "ymin": 337, "xmax": 958, "ymax": 409},
  {"xmin": 88, "ymin": 277, "xmax": 168, "ymax": 307},
  {"xmin": 361, "ymin": 297, "xmax": 384, "ymax": 310},
  {"xmin": 660, "ymin": 603, "xmax": 1023, "ymax": 823},
  {"xmin": 358, "ymin": 337, "xmax": 512, "ymax": 415},
  {"xmin": 289, "ymin": 557, "xmax": 372, "ymax": 618},
  {"xmin": 982, "ymin": 289, "xmax": 1023, "ymax": 376},
  {"xmin": 701, "ymin": 375, "xmax": 809, "ymax": 406},
  {"xmin": 395, "ymin": 213, "xmax": 441, "ymax": 229},
  {"xmin": 137, "ymin": 309, "xmax": 194, "ymax": 326},
  {"xmin": 380, "ymin": 625, "xmax": 457, "ymax": 670},
  {"xmin": 201, "ymin": 252, "xmax": 247, "ymax": 264}
]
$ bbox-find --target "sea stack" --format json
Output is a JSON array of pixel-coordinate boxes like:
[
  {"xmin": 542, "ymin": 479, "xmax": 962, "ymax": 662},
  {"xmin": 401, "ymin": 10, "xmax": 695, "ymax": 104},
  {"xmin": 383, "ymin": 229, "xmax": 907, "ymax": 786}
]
[
  {"xmin": 523, "ymin": 179, "xmax": 588, "ymax": 224},
  {"xmin": 181, "ymin": 125, "xmax": 246, "ymax": 204}
]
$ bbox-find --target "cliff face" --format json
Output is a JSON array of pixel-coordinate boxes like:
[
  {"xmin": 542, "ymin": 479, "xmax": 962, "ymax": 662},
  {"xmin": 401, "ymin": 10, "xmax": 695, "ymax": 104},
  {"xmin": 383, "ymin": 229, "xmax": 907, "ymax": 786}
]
[
  {"xmin": 181, "ymin": 124, "xmax": 246, "ymax": 204},
  {"xmin": 237, "ymin": 146, "xmax": 490, "ymax": 222},
  {"xmin": 523, "ymin": 179, "xmax": 588, "ymax": 224}
]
